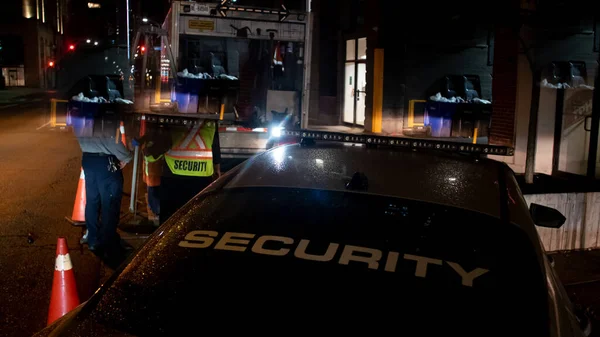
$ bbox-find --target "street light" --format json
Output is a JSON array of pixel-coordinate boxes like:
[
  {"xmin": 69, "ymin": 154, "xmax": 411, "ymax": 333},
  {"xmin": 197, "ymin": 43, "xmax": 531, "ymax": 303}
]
[
  {"xmin": 86, "ymin": 39, "xmax": 91, "ymax": 43},
  {"xmin": 94, "ymin": 41, "xmax": 99, "ymax": 46},
  {"xmin": 142, "ymin": 17, "xmax": 162, "ymax": 28}
]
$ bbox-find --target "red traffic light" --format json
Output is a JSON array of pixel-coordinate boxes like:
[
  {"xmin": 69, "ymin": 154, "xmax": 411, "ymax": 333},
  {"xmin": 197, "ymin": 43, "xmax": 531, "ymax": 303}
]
[
  {"xmin": 68, "ymin": 44, "xmax": 75, "ymax": 51},
  {"xmin": 140, "ymin": 46, "xmax": 146, "ymax": 52},
  {"xmin": 48, "ymin": 61, "xmax": 55, "ymax": 67}
]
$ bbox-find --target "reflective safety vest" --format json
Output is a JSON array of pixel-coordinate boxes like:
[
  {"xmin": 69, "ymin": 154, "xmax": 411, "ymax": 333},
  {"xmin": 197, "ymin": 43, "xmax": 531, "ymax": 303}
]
[
  {"xmin": 164, "ymin": 121, "xmax": 215, "ymax": 177},
  {"xmin": 143, "ymin": 154, "xmax": 163, "ymax": 187}
]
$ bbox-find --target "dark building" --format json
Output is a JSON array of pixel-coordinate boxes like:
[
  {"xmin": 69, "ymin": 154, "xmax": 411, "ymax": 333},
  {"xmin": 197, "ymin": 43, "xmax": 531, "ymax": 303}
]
[
  {"xmin": 139, "ymin": 0, "xmax": 171, "ymax": 23},
  {"xmin": 0, "ymin": 0, "xmax": 67, "ymax": 88},
  {"xmin": 66, "ymin": 0, "xmax": 129, "ymax": 45},
  {"xmin": 307, "ymin": 0, "xmax": 501, "ymax": 137}
]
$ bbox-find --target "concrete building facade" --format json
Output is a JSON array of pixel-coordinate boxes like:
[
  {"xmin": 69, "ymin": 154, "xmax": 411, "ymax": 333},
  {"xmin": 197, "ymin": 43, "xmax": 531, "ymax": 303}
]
[{"xmin": 0, "ymin": 0, "xmax": 67, "ymax": 88}]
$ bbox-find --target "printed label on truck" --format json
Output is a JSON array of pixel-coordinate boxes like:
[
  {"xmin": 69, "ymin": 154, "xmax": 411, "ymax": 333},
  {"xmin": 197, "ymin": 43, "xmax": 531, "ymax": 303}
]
[{"xmin": 189, "ymin": 20, "xmax": 215, "ymax": 31}]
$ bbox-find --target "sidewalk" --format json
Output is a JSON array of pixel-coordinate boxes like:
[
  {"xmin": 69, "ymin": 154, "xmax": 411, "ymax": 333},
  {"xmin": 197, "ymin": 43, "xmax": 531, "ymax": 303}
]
[
  {"xmin": 0, "ymin": 88, "xmax": 53, "ymax": 104},
  {"xmin": 552, "ymin": 250, "xmax": 600, "ymax": 335}
]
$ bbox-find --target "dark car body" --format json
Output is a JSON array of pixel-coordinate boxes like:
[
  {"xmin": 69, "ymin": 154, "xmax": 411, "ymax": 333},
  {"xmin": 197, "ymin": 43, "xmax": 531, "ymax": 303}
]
[{"xmin": 35, "ymin": 141, "xmax": 586, "ymax": 337}]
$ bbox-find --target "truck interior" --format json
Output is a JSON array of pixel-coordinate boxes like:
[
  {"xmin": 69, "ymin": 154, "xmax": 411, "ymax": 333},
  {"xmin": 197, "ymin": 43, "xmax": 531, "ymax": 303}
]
[{"xmin": 177, "ymin": 35, "xmax": 305, "ymax": 128}]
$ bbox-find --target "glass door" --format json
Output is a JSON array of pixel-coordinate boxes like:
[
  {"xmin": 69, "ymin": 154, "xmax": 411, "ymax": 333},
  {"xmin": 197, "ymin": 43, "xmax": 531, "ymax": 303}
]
[
  {"xmin": 356, "ymin": 63, "xmax": 367, "ymax": 125},
  {"xmin": 343, "ymin": 38, "xmax": 367, "ymax": 125},
  {"xmin": 343, "ymin": 61, "xmax": 355, "ymax": 123}
]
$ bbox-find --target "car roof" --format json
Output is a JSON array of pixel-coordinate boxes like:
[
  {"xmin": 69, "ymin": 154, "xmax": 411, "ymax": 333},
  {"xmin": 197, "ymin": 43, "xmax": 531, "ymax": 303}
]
[{"xmin": 224, "ymin": 142, "xmax": 506, "ymax": 218}]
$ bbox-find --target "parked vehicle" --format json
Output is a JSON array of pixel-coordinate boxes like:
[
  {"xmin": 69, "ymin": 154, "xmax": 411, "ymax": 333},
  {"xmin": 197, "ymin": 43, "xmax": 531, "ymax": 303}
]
[{"xmin": 34, "ymin": 132, "xmax": 589, "ymax": 336}]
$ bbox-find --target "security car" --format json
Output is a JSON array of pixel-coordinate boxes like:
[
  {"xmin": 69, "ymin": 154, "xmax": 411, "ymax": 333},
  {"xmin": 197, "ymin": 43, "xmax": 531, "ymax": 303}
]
[{"xmin": 35, "ymin": 131, "xmax": 587, "ymax": 337}]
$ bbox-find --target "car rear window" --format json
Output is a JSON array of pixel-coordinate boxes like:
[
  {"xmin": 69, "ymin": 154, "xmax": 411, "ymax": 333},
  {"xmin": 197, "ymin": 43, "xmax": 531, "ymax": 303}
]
[{"xmin": 81, "ymin": 187, "xmax": 549, "ymax": 336}]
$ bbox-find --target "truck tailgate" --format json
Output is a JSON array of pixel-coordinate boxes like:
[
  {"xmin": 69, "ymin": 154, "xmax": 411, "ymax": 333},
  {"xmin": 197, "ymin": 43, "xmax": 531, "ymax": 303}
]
[{"xmin": 219, "ymin": 127, "xmax": 270, "ymax": 159}]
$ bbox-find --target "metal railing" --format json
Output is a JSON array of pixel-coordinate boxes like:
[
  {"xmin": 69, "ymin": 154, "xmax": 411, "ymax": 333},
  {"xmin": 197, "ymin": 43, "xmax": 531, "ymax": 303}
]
[{"xmin": 50, "ymin": 99, "xmax": 68, "ymax": 127}]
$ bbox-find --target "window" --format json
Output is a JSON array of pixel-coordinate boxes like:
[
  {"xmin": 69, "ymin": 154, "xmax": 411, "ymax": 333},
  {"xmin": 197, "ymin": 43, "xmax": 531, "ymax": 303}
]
[{"xmin": 3, "ymin": 67, "xmax": 25, "ymax": 86}]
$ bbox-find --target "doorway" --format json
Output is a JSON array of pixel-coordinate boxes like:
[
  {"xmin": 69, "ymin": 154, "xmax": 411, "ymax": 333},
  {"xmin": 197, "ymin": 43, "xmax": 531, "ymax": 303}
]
[{"xmin": 343, "ymin": 37, "xmax": 367, "ymax": 126}]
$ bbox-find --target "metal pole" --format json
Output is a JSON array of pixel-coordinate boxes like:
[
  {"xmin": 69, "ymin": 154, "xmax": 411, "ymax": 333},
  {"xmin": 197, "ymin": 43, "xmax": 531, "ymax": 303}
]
[
  {"xmin": 129, "ymin": 145, "xmax": 140, "ymax": 213},
  {"xmin": 300, "ymin": 12, "xmax": 313, "ymax": 129},
  {"xmin": 141, "ymin": 35, "xmax": 149, "ymax": 93},
  {"xmin": 126, "ymin": 0, "xmax": 131, "ymax": 60},
  {"xmin": 524, "ymin": 69, "xmax": 542, "ymax": 184}
]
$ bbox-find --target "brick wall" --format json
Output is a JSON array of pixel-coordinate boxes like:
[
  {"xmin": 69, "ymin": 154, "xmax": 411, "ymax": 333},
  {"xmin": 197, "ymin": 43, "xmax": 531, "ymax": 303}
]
[{"xmin": 489, "ymin": 26, "xmax": 519, "ymax": 146}]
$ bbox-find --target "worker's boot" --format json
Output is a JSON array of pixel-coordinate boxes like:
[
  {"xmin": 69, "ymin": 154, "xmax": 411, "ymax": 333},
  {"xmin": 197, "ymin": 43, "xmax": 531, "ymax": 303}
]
[{"xmin": 80, "ymin": 229, "xmax": 88, "ymax": 245}]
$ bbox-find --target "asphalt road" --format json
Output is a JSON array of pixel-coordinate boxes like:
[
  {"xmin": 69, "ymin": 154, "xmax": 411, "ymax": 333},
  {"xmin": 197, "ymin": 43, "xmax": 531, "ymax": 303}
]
[{"xmin": 0, "ymin": 98, "xmax": 110, "ymax": 337}]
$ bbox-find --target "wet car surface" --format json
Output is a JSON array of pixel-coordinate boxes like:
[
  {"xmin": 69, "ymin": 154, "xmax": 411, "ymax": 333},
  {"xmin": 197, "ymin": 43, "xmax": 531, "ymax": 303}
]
[{"xmin": 34, "ymin": 142, "xmax": 586, "ymax": 337}]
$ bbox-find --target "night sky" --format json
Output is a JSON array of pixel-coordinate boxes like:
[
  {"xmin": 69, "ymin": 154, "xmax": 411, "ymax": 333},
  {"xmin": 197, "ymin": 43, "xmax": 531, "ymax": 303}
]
[
  {"xmin": 66, "ymin": 0, "xmax": 307, "ymax": 41},
  {"xmin": 140, "ymin": 0, "xmax": 172, "ymax": 23}
]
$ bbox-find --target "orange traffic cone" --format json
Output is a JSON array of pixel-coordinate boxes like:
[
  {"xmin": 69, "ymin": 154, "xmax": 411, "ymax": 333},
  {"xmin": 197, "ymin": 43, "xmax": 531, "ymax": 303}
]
[
  {"xmin": 65, "ymin": 169, "xmax": 86, "ymax": 226},
  {"xmin": 47, "ymin": 237, "xmax": 80, "ymax": 325}
]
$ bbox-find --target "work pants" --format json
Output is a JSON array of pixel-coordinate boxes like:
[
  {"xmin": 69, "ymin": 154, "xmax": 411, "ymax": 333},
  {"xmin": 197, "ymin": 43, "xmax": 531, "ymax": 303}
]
[{"xmin": 82, "ymin": 153, "xmax": 123, "ymax": 252}]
